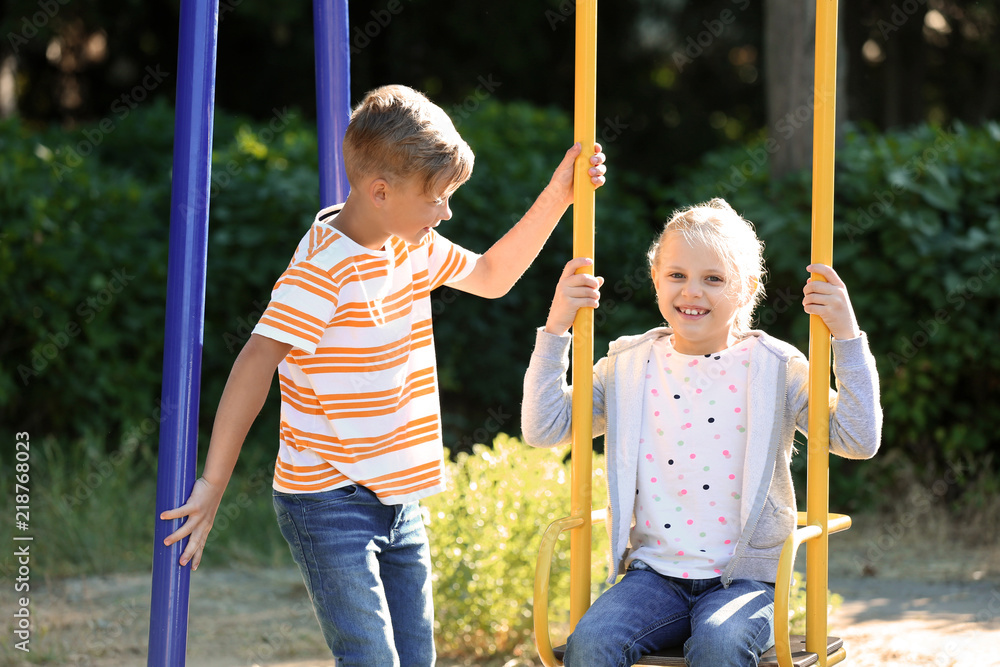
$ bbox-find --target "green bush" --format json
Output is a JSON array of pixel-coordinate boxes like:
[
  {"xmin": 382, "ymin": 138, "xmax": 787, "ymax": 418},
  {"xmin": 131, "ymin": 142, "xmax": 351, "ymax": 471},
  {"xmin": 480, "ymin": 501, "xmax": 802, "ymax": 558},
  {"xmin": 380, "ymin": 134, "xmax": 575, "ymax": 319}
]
[
  {"xmin": 1, "ymin": 427, "xmax": 843, "ymax": 662},
  {"xmin": 785, "ymin": 571, "xmax": 842, "ymax": 636},
  {"xmin": 422, "ymin": 100, "xmax": 658, "ymax": 446},
  {"xmin": 0, "ymin": 431, "xmax": 293, "ymax": 580},
  {"xmin": 656, "ymin": 121, "xmax": 1000, "ymax": 509},
  {"xmin": 0, "ymin": 99, "xmax": 321, "ymax": 458},
  {"xmin": 4, "ymin": 100, "xmax": 998, "ymax": 513},
  {"xmin": 424, "ymin": 434, "xmax": 609, "ymax": 661},
  {"xmin": 0, "ymin": 98, "xmax": 656, "ymax": 457}
]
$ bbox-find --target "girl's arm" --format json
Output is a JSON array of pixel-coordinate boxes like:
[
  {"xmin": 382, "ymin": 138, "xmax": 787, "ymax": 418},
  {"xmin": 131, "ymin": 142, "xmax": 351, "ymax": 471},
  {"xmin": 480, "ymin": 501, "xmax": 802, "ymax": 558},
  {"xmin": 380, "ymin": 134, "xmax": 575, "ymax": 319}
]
[
  {"xmin": 797, "ymin": 263, "xmax": 881, "ymax": 458},
  {"xmin": 789, "ymin": 337, "xmax": 882, "ymax": 460},
  {"xmin": 801, "ymin": 264, "xmax": 861, "ymax": 340},
  {"xmin": 521, "ymin": 329, "xmax": 609, "ymax": 448},
  {"xmin": 522, "ymin": 257, "xmax": 608, "ymax": 447}
]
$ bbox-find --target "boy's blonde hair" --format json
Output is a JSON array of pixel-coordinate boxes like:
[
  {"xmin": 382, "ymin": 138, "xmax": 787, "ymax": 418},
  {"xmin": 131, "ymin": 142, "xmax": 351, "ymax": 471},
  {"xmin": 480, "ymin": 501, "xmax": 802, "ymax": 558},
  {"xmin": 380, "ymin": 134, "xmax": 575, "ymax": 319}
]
[
  {"xmin": 647, "ymin": 198, "xmax": 766, "ymax": 335},
  {"xmin": 343, "ymin": 85, "xmax": 474, "ymax": 196}
]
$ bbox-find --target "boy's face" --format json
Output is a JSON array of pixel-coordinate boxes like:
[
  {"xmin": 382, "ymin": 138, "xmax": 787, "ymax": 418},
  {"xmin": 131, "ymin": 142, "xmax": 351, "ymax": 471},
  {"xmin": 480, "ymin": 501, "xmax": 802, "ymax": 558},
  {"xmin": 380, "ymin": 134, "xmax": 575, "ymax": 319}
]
[
  {"xmin": 651, "ymin": 234, "xmax": 742, "ymax": 355},
  {"xmin": 381, "ymin": 176, "xmax": 455, "ymax": 245}
]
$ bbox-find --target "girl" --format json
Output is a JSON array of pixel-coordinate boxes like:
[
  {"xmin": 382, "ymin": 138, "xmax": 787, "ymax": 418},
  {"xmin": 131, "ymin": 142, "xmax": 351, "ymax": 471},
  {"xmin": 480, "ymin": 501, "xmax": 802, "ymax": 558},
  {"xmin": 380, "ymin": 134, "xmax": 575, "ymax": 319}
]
[{"xmin": 521, "ymin": 198, "xmax": 881, "ymax": 667}]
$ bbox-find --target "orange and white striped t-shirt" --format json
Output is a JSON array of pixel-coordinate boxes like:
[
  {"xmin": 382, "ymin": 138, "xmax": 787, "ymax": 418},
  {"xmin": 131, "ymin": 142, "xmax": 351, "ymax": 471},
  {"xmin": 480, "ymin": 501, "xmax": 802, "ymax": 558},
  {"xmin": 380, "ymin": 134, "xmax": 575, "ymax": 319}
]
[{"xmin": 252, "ymin": 204, "xmax": 480, "ymax": 505}]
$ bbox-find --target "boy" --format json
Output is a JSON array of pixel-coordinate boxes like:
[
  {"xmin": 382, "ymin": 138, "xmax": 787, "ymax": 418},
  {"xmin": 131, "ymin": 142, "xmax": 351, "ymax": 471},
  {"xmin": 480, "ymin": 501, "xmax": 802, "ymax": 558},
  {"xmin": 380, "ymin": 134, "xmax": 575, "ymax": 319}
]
[{"xmin": 160, "ymin": 84, "xmax": 606, "ymax": 666}]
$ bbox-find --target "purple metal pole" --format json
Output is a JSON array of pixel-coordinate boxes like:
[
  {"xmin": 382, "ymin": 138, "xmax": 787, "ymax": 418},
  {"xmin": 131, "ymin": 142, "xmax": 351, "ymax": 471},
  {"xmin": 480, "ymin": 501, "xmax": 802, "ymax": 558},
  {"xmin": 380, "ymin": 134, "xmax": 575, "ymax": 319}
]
[
  {"xmin": 147, "ymin": 0, "xmax": 219, "ymax": 664},
  {"xmin": 314, "ymin": 0, "xmax": 352, "ymax": 206}
]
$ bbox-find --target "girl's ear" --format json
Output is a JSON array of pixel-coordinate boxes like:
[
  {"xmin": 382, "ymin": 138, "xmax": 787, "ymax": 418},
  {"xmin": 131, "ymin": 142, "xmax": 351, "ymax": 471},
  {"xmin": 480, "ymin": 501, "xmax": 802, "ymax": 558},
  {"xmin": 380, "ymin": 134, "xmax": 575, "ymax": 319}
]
[{"xmin": 744, "ymin": 276, "xmax": 759, "ymax": 305}]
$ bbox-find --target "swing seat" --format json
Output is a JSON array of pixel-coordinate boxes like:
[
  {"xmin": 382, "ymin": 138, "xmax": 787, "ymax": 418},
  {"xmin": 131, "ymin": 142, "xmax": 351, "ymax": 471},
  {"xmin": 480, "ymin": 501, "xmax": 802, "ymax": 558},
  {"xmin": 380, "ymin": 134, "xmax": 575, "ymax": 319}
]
[
  {"xmin": 551, "ymin": 635, "xmax": 843, "ymax": 667},
  {"xmin": 534, "ymin": 509, "xmax": 852, "ymax": 667}
]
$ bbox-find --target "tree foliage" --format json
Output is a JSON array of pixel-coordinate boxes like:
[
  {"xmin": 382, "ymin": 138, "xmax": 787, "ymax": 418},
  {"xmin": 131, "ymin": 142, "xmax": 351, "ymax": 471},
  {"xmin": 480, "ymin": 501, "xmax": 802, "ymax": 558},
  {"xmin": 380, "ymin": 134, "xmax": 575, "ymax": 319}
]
[
  {"xmin": 656, "ymin": 120, "xmax": 1000, "ymax": 506},
  {"xmin": 3, "ymin": 0, "xmax": 998, "ymax": 185},
  {"xmin": 3, "ymin": 98, "xmax": 999, "ymax": 506}
]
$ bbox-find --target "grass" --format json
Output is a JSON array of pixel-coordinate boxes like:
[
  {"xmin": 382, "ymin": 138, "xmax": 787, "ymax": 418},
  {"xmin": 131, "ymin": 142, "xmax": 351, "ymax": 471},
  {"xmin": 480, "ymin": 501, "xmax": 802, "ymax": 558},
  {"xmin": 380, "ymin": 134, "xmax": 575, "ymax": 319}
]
[
  {"xmin": 0, "ymin": 433, "xmax": 292, "ymax": 581},
  {"xmin": 2, "ymin": 431, "xmax": 997, "ymax": 665}
]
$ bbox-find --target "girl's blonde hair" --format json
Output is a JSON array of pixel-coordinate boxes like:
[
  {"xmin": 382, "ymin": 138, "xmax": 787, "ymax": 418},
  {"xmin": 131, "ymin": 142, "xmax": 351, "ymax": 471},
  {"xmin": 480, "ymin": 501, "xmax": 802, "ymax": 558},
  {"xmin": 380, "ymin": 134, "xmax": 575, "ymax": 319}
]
[
  {"xmin": 647, "ymin": 198, "xmax": 766, "ymax": 335},
  {"xmin": 343, "ymin": 85, "xmax": 474, "ymax": 195}
]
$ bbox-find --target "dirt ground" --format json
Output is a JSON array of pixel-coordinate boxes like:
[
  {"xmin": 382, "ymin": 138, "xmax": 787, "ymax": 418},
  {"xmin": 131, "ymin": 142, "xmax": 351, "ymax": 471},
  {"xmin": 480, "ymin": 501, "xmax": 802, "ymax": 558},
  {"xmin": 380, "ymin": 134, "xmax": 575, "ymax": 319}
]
[{"xmin": 4, "ymin": 513, "xmax": 1000, "ymax": 667}]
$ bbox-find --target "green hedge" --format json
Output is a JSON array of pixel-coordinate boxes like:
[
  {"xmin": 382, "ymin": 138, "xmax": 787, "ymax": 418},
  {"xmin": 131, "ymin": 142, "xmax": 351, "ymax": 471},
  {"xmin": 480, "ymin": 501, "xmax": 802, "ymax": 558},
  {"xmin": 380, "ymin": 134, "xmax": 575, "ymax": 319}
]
[
  {"xmin": 424, "ymin": 434, "xmax": 609, "ymax": 660},
  {"xmin": 655, "ymin": 121, "xmax": 1000, "ymax": 508},
  {"xmin": 3, "ymin": 102, "xmax": 998, "ymax": 508},
  {"xmin": 0, "ymin": 98, "xmax": 655, "ymax": 458}
]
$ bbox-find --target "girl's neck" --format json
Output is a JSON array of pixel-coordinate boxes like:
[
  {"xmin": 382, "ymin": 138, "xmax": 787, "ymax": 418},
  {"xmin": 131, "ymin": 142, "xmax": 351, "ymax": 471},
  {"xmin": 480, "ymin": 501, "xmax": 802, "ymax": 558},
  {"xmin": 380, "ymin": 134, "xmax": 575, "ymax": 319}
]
[{"xmin": 668, "ymin": 332, "xmax": 740, "ymax": 356}]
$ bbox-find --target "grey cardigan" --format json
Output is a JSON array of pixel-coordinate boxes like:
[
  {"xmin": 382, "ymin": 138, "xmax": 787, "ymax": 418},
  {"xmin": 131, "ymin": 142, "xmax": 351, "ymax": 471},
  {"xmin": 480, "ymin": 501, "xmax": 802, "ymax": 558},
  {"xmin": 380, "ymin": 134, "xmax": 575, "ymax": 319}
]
[{"xmin": 521, "ymin": 327, "xmax": 882, "ymax": 586}]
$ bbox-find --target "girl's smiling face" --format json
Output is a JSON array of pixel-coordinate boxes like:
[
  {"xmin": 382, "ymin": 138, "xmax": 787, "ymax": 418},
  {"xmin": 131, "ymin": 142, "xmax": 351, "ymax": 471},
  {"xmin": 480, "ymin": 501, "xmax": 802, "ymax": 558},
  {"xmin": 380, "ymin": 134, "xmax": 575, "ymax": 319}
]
[{"xmin": 651, "ymin": 233, "xmax": 743, "ymax": 355}]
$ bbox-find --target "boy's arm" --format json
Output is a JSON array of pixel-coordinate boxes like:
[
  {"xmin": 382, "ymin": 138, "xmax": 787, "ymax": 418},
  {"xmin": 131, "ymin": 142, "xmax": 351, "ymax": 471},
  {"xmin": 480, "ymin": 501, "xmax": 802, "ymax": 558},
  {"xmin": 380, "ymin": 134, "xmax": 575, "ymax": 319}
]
[
  {"xmin": 159, "ymin": 333, "xmax": 292, "ymax": 570},
  {"xmin": 450, "ymin": 142, "xmax": 606, "ymax": 299}
]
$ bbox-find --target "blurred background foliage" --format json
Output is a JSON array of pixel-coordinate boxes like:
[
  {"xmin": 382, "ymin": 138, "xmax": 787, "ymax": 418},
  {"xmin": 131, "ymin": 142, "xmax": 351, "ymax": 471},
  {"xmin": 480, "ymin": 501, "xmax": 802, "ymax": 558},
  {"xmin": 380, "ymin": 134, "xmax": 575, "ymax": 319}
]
[
  {"xmin": 2, "ymin": 1, "xmax": 999, "ymax": 661},
  {"xmin": 3, "ymin": 97, "xmax": 998, "ymax": 513},
  {"xmin": 3, "ymin": 0, "xmax": 1000, "ymax": 179},
  {"xmin": 2, "ymin": 0, "xmax": 999, "ymax": 601}
]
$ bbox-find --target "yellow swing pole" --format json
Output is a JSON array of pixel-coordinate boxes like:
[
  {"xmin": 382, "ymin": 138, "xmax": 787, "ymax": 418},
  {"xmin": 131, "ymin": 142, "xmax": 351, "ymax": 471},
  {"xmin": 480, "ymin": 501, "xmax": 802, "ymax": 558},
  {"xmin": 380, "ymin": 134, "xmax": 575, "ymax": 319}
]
[
  {"xmin": 807, "ymin": 1, "xmax": 838, "ymax": 665},
  {"xmin": 569, "ymin": 0, "xmax": 598, "ymax": 632}
]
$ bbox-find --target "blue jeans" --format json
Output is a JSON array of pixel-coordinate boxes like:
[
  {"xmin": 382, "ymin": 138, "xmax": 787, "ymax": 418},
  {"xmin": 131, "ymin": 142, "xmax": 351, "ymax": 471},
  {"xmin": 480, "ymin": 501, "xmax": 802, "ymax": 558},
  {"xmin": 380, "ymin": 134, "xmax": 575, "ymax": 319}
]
[
  {"xmin": 564, "ymin": 562, "xmax": 775, "ymax": 667},
  {"xmin": 273, "ymin": 485, "xmax": 435, "ymax": 667}
]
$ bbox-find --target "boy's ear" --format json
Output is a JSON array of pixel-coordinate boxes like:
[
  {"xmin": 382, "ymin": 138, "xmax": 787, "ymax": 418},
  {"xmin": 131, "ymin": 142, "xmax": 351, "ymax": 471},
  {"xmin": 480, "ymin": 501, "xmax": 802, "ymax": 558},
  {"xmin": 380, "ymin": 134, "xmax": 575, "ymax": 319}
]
[{"xmin": 369, "ymin": 178, "xmax": 390, "ymax": 207}]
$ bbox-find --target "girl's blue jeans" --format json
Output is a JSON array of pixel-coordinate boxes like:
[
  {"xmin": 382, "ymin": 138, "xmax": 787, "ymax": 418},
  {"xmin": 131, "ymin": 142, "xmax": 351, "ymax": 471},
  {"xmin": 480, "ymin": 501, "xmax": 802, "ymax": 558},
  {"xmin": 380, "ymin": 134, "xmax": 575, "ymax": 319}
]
[
  {"xmin": 564, "ymin": 561, "xmax": 775, "ymax": 667},
  {"xmin": 273, "ymin": 484, "xmax": 435, "ymax": 667}
]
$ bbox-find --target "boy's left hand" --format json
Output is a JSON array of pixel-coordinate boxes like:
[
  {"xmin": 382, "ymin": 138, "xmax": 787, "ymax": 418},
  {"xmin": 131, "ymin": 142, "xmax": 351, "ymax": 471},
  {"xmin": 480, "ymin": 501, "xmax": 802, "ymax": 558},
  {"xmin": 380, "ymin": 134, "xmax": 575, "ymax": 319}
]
[
  {"xmin": 802, "ymin": 264, "xmax": 861, "ymax": 340},
  {"xmin": 548, "ymin": 142, "xmax": 607, "ymax": 208}
]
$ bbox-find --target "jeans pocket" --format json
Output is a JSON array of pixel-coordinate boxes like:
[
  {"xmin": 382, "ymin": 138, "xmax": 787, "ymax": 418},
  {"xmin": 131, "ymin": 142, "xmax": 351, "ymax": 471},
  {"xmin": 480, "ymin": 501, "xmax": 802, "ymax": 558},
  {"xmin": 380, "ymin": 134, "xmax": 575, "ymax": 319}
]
[{"xmin": 296, "ymin": 484, "xmax": 361, "ymax": 514}]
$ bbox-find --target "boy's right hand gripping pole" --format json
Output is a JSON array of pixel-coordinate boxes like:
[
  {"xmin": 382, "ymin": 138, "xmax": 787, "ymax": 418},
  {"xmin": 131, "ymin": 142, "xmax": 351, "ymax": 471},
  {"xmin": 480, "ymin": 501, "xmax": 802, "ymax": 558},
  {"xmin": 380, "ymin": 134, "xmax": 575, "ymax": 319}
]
[{"xmin": 570, "ymin": 0, "xmax": 598, "ymax": 634}]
